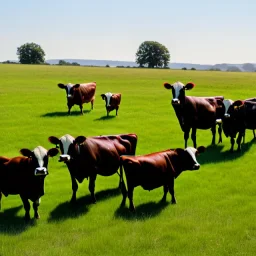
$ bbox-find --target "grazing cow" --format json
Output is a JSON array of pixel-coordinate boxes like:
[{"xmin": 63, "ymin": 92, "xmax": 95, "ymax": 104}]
[
  {"xmin": 101, "ymin": 92, "xmax": 121, "ymax": 116},
  {"xmin": 48, "ymin": 133, "xmax": 138, "ymax": 203},
  {"xmin": 164, "ymin": 81, "xmax": 225, "ymax": 148},
  {"xmin": 0, "ymin": 146, "xmax": 59, "ymax": 220},
  {"xmin": 58, "ymin": 82, "xmax": 96, "ymax": 114},
  {"xmin": 120, "ymin": 146, "xmax": 205, "ymax": 211},
  {"xmin": 223, "ymin": 99, "xmax": 256, "ymax": 151}
]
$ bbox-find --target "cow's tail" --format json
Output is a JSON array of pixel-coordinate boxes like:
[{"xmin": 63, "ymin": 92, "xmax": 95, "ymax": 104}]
[{"xmin": 119, "ymin": 156, "xmax": 127, "ymax": 207}]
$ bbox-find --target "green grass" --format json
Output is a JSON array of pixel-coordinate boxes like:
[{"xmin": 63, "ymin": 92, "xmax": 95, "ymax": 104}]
[{"xmin": 0, "ymin": 64, "xmax": 256, "ymax": 256}]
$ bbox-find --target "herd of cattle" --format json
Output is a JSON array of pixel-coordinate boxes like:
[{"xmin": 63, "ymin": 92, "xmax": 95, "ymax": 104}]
[{"xmin": 0, "ymin": 80, "xmax": 255, "ymax": 220}]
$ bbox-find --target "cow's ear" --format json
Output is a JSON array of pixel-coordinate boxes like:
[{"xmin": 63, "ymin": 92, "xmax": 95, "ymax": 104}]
[
  {"xmin": 163, "ymin": 82, "xmax": 172, "ymax": 90},
  {"xmin": 47, "ymin": 148, "xmax": 59, "ymax": 157},
  {"xmin": 101, "ymin": 94, "xmax": 106, "ymax": 100},
  {"xmin": 48, "ymin": 136, "xmax": 60, "ymax": 147},
  {"xmin": 174, "ymin": 148, "xmax": 184, "ymax": 155},
  {"xmin": 184, "ymin": 82, "xmax": 195, "ymax": 90},
  {"xmin": 196, "ymin": 146, "xmax": 206, "ymax": 155},
  {"xmin": 58, "ymin": 83, "xmax": 66, "ymax": 89},
  {"xmin": 75, "ymin": 136, "xmax": 86, "ymax": 145},
  {"xmin": 74, "ymin": 84, "xmax": 80, "ymax": 88},
  {"xmin": 20, "ymin": 148, "xmax": 33, "ymax": 157}
]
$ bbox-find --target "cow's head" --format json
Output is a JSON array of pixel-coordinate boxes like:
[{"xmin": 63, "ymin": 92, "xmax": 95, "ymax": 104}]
[
  {"xmin": 58, "ymin": 83, "xmax": 80, "ymax": 99},
  {"xmin": 48, "ymin": 134, "xmax": 86, "ymax": 163},
  {"xmin": 101, "ymin": 92, "xmax": 113, "ymax": 107},
  {"xmin": 164, "ymin": 81, "xmax": 195, "ymax": 105},
  {"xmin": 176, "ymin": 146, "xmax": 205, "ymax": 171},
  {"xmin": 20, "ymin": 146, "xmax": 59, "ymax": 176}
]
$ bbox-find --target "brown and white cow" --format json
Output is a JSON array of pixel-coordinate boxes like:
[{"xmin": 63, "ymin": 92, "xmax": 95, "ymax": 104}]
[
  {"xmin": 58, "ymin": 82, "xmax": 96, "ymax": 114},
  {"xmin": 101, "ymin": 92, "xmax": 121, "ymax": 116},
  {"xmin": 164, "ymin": 81, "xmax": 225, "ymax": 148},
  {"xmin": 0, "ymin": 146, "xmax": 59, "ymax": 220},
  {"xmin": 48, "ymin": 133, "xmax": 137, "ymax": 204},
  {"xmin": 120, "ymin": 146, "xmax": 205, "ymax": 211}
]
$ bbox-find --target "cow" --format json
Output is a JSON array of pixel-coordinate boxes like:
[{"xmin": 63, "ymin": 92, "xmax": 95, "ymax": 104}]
[
  {"xmin": 0, "ymin": 146, "xmax": 59, "ymax": 220},
  {"xmin": 48, "ymin": 133, "xmax": 138, "ymax": 204},
  {"xmin": 119, "ymin": 146, "xmax": 205, "ymax": 211},
  {"xmin": 222, "ymin": 99, "xmax": 256, "ymax": 152},
  {"xmin": 101, "ymin": 92, "xmax": 121, "ymax": 116},
  {"xmin": 58, "ymin": 82, "xmax": 96, "ymax": 114},
  {"xmin": 164, "ymin": 81, "xmax": 225, "ymax": 148}
]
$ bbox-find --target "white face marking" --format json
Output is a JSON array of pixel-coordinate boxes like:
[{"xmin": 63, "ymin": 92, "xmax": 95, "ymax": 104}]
[
  {"xmin": 66, "ymin": 83, "xmax": 73, "ymax": 97},
  {"xmin": 223, "ymin": 99, "xmax": 234, "ymax": 114},
  {"xmin": 60, "ymin": 134, "xmax": 75, "ymax": 155},
  {"xmin": 105, "ymin": 92, "xmax": 113, "ymax": 107},
  {"xmin": 172, "ymin": 82, "xmax": 185, "ymax": 100},
  {"xmin": 185, "ymin": 147, "xmax": 199, "ymax": 166},
  {"xmin": 33, "ymin": 146, "xmax": 48, "ymax": 168}
]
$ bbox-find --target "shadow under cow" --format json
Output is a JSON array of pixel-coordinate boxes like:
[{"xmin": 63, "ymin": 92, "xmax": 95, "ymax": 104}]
[
  {"xmin": 94, "ymin": 115, "xmax": 116, "ymax": 121},
  {"xmin": 0, "ymin": 205, "xmax": 36, "ymax": 235},
  {"xmin": 114, "ymin": 201, "xmax": 169, "ymax": 221},
  {"xmin": 41, "ymin": 109, "xmax": 91, "ymax": 117},
  {"xmin": 198, "ymin": 138, "xmax": 256, "ymax": 165},
  {"xmin": 48, "ymin": 187, "xmax": 121, "ymax": 222}
]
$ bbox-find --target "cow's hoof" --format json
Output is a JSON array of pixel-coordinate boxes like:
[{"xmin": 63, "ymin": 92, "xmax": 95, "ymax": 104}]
[
  {"xmin": 171, "ymin": 200, "xmax": 177, "ymax": 204},
  {"xmin": 24, "ymin": 215, "xmax": 31, "ymax": 221},
  {"xmin": 34, "ymin": 214, "xmax": 40, "ymax": 219}
]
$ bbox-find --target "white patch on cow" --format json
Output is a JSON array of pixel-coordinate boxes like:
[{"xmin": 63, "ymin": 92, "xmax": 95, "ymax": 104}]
[
  {"xmin": 172, "ymin": 82, "xmax": 184, "ymax": 101},
  {"xmin": 66, "ymin": 83, "xmax": 73, "ymax": 97},
  {"xmin": 184, "ymin": 147, "xmax": 199, "ymax": 166},
  {"xmin": 60, "ymin": 134, "xmax": 75, "ymax": 155},
  {"xmin": 33, "ymin": 146, "xmax": 47, "ymax": 168},
  {"xmin": 104, "ymin": 92, "xmax": 113, "ymax": 107},
  {"xmin": 223, "ymin": 99, "xmax": 234, "ymax": 114}
]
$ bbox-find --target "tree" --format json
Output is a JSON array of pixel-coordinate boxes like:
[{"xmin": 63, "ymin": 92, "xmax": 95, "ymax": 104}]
[
  {"xmin": 17, "ymin": 42, "xmax": 45, "ymax": 64},
  {"xmin": 242, "ymin": 63, "xmax": 255, "ymax": 72},
  {"xmin": 135, "ymin": 41, "xmax": 170, "ymax": 68}
]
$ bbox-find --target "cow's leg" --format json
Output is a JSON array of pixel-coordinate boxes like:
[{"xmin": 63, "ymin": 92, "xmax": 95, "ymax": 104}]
[
  {"xmin": 70, "ymin": 175, "xmax": 78, "ymax": 204},
  {"xmin": 91, "ymin": 100, "xmax": 94, "ymax": 110},
  {"xmin": 79, "ymin": 104, "xmax": 83, "ymax": 115},
  {"xmin": 230, "ymin": 137, "xmax": 235, "ymax": 152},
  {"xmin": 20, "ymin": 195, "xmax": 31, "ymax": 220},
  {"xmin": 253, "ymin": 130, "xmax": 256, "ymax": 139},
  {"xmin": 0, "ymin": 192, "xmax": 2, "ymax": 210},
  {"xmin": 217, "ymin": 123, "xmax": 222, "ymax": 143},
  {"xmin": 211, "ymin": 125, "xmax": 216, "ymax": 145},
  {"xmin": 120, "ymin": 179, "xmax": 127, "ymax": 207},
  {"xmin": 89, "ymin": 174, "xmax": 97, "ymax": 203},
  {"xmin": 127, "ymin": 183, "xmax": 135, "ymax": 212},
  {"xmin": 184, "ymin": 128, "xmax": 191, "ymax": 148},
  {"xmin": 191, "ymin": 127, "xmax": 197, "ymax": 148},
  {"xmin": 33, "ymin": 198, "xmax": 40, "ymax": 219},
  {"xmin": 116, "ymin": 106, "xmax": 119, "ymax": 116},
  {"xmin": 168, "ymin": 178, "xmax": 176, "ymax": 204},
  {"xmin": 236, "ymin": 132, "xmax": 243, "ymax": 151},
  {"xmin": 67, "ymin": 104, "xmax": 73, "ymax": 115},
  {"xmin": 161, "ymin": 185, "xmax": 168, "ymax": 202}
]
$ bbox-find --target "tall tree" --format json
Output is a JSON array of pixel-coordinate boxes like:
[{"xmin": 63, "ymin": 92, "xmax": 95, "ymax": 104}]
[
  {"xmin": 17, "ymin": 42, "xmax": 45, "ymax": 64},
  {"xmin": 136, "ymin": 41, "xmax": 170, "ymax": 68}
]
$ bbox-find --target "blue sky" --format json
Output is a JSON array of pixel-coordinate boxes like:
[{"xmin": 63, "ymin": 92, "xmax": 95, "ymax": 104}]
[{"xmin": 1, "ymin": 0, "xmax": 256, "ymax": 64}]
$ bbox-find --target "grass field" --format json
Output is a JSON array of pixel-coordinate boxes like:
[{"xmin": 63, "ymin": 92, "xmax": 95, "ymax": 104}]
[{"xmin": 0, "ymin": 64, "xmax": 255, "ymax": 256}]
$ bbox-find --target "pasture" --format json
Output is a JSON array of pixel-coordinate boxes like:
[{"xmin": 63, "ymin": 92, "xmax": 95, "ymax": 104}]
[{"xmin": 0, "ymin": 64, "xmax": 255, "ymax": 256}]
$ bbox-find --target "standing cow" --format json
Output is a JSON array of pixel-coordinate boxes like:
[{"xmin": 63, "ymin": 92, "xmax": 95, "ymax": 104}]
[
  {"xmin": 58, "ymin": 82, "xmax": 96, "ymax": 114},
  {"xmin": 48, "ymin": 133, "xmax": 137, "ymax": 204},
  {"xmin": 101, "ymin": 92, "xmax": 121, "ymax": 116},
  {"xmin": 120, "ymin": 146, "xmax": 205, "ymax": 211},
  {"xmin": 164, "ymin": 81, "xmax": 225, "ymax": 148},
  {"xmin": 0, "ymin": 146, "xmax": 59, "ymax": 220},
  {"xmin": 222, "ymin": 99, "xmax": 256, "ymax": 151}
]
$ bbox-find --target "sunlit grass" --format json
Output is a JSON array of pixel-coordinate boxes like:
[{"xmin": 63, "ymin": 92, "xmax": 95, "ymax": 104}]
[{"xmin": 0, "ymin": 64, "xmax": 255, "ymax": 256}]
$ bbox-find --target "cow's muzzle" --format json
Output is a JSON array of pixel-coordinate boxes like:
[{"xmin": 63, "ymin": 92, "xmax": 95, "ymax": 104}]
[
  {"xmin": 59, "ymin": 154, "xmax": 71, "ymax": 162},
  {"xmin": 35, "ymin": 167, "xmax": 48, "ymax": 176},
  {"xmin": 216, "ymin": 119, "xmax": 222, "ymax": 124},
  {"xmin": 224, "ymin": 114, "xmax": 230, "ymax": 118},
  {"xmin": 172, "ymin": 99, "xmax": 180, "ymax": 105},
  {"xmin": 193, "ymin": 163, "xmax": 200, "ymax": 170}
]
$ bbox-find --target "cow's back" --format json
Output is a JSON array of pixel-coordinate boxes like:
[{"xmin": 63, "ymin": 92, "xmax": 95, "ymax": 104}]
[{"xmin": 79, "ymin": 82, "xmax": 96, "ymax": 103}]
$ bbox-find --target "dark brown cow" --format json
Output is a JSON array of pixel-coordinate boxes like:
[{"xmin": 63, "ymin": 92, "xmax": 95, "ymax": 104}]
[
  {"xmin": 0, "ymin": 146, "xmax": 59, "ymax": 220},
  {"xmin": 164, "ymin": 81, "xmax": 225, "ymax": 148},
  {"xmin": 101, "ymin": 92, "xmax": 121, "ymax": 116},
  {"xmin": 58, "ymin": 82, "xmax": 96, "ymax": 114},
  {"xmin": 48, "ymin": 133, "xmax": 137, "ymax": 204},
  {"xmin": 223, "ymin": 99, "xmax": 256, "ymax": 151},
  {"xmin": 120, "ymin": 146, "xmax": 205, "ymax": 211}
]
